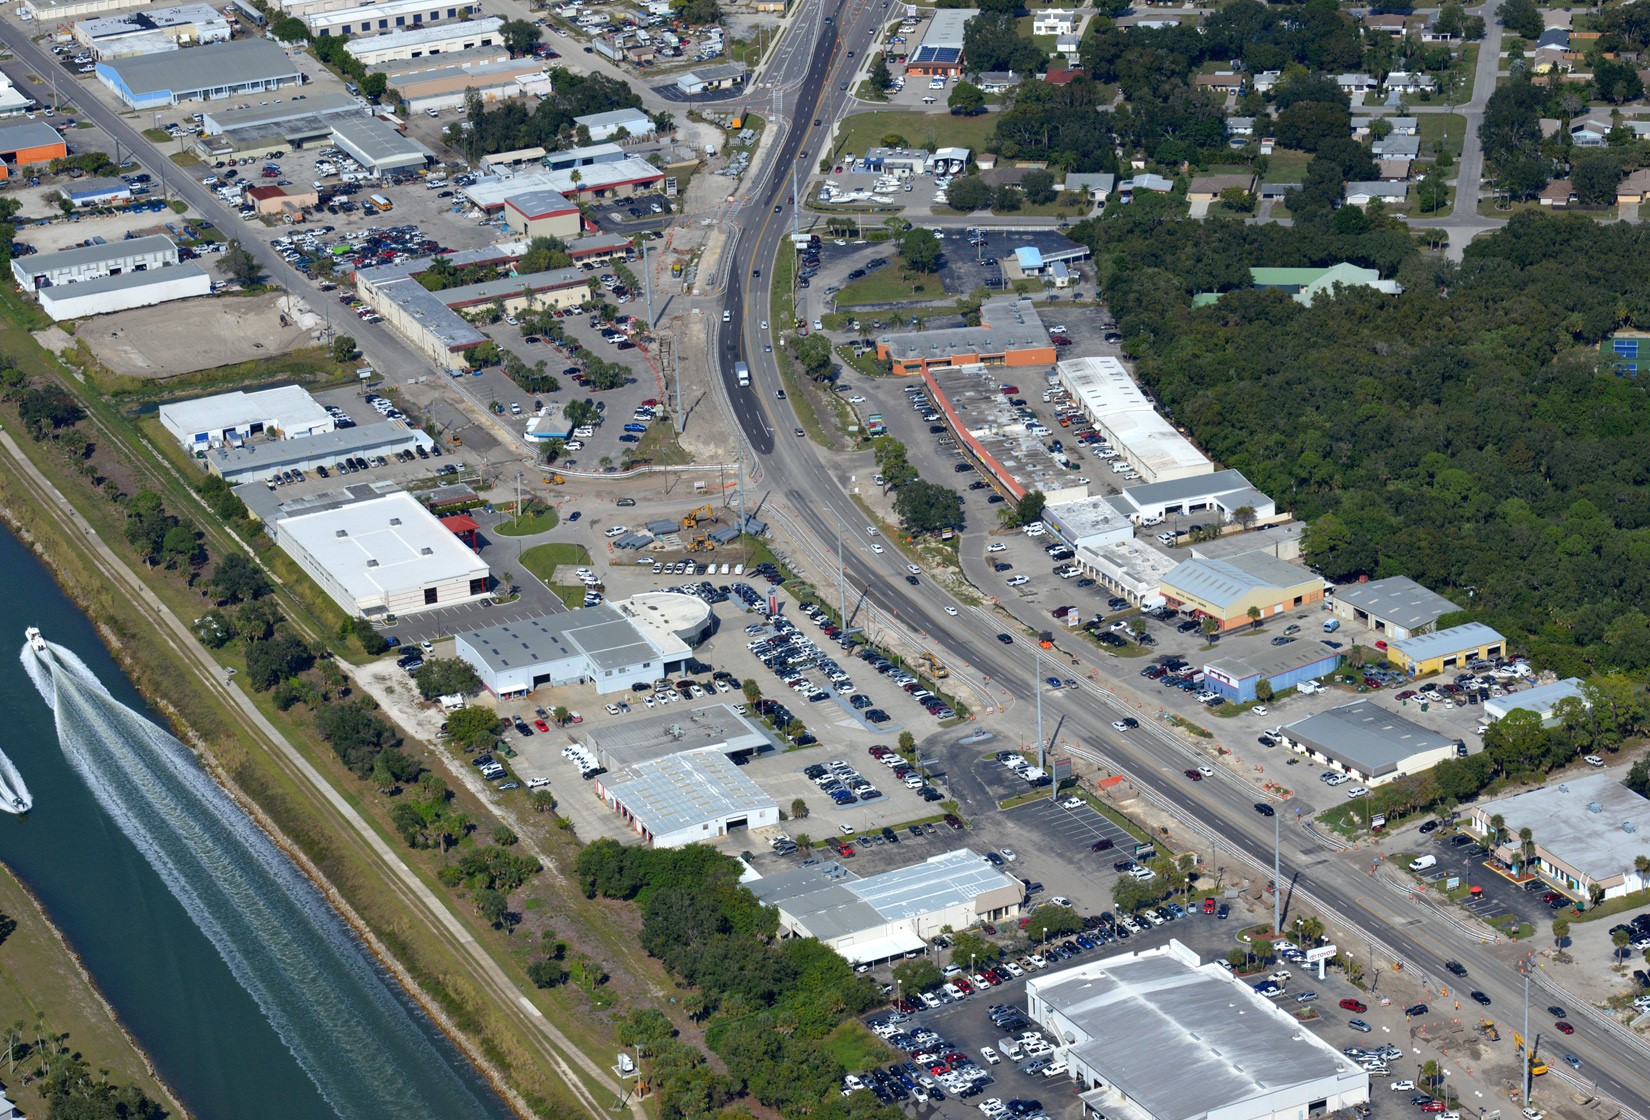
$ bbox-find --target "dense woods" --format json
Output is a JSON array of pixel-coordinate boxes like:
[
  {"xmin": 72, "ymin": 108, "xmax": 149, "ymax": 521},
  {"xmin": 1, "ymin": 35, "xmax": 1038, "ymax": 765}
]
[{"xmin": 1075, "ymin": 209, "xmax": 1650, "ymax": 678}]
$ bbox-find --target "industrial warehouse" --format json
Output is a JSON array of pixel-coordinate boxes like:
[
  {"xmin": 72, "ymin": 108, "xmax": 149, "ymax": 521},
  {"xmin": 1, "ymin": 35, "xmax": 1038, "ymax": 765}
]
[
  {"xmin": 96, "ymin": 39, "xmax": 304, "ymax": 108},
  {"xmin": 271, "ymin": 491, "xmax": 491, "ymax": 618},
  {"xmin": 1279, "ymin": 701, "xmax": 1461, "ymax": 787},
  {"xmin": 454, "ymin": 593, "xmax": 714, "ymax": 696},
  {"xmin": 599, "ymin": 747, "xmax": 779, "ymax": 849},
  {"xmin": 1026, "ymin": 942, "xmax": 1370, "ymax": 1120},
  {"xmin": 749, "ymin": 850, "xmax": 1024, "ymax": 965}
]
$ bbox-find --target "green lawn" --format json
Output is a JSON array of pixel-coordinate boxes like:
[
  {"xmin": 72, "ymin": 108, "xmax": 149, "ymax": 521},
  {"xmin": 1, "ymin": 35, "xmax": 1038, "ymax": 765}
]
[
  {"xmin": 831, "ymin": 110, "xmax": 998, "ymax": 161},
  {"xmin": 835, "ymin": 265, "xmax": 948, "ymax": 306},
  {"xmin": 519, "ymin": 542, "xmax": 591, "ymax": 585},
  {"xmin": 1262, "ymin": 148, "xmax": 1311, "ymax": 181},
  {"xmin": 1416, "ymin": 113, "xmax": 1467, "ymax": 161},
  {"xmin": 493, "ymin": 504, "xmax": 559, "ymax": 536},
  {"xmin": 820, "ymin": 1021, "xmax": 896, "ymax": 1072}
]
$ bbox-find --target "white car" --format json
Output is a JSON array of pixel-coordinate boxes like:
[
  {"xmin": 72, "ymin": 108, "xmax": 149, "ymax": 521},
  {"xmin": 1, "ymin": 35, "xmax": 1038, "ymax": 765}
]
[
  {"xmin": 944, "ymin": 606, "xmax": 958, "ymax": 616},
  {"xmin": 1061, "ymin": 796, "xmax": 1083, "ymax": 808},
  {"xmin": 813, "ymin": 319, "xmax": 823, "ymax": 330},
  {"xmin": 870, "ymin": 543, "xmax": 884, "ymax": 554},
  {"xmin": 987, "ymin": 542, "xmax": 1007, "ymax": 553},
  {"xmin": 604, "ymin": 703, "xmax": 620, "ymax": 716},
  {"xmin": 1006, "ymin": 575, "xmax": 1029, "ymax": 586},
  {"xmin": 1112, "ymin": 720, "xmax": 1133, "ymax": 731},
  {"xmin": 866, "ymin": 525, "xmax": 878, "ymax": 535},
  {"xmin": 1252, "ymin": 705, "xmax": 1269, "ymax": 715},
  {"xmin": 1001, "ymin": 848, "xmax": 1017, "ymax": 862},
  {"xmin": 1197, "ymin": 765, "xmax": 1213, "ymax": 777},
  {"xmin": 760, "ymin": 319, "xmax": 769, "ymax": 330},
  {"xmin": 1346, "ymin": 786, "xmax": 1369, "ymax": 799},
  {"xmin": 847, "ymin": 394, "xmax": 866, "ymax": 403},
  {"xmin": 564, "ymin": 439, "xmax": 585, "ymax": 451},
  {"xmin": 1390, "ymin": 1081, "xmax": 1415, "ymax": 1092},
  {"xmin": 907, "ymin": 564, "xmax": 921, "ymax": 575}
]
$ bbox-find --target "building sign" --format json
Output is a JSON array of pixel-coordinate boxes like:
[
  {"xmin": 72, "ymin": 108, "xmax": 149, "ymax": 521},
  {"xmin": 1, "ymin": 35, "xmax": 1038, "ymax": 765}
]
[
  {"xmin": 1205, "ymin": 666, "xmax": 1237, "ymax": 688},
  {"xmin": 664, "ymin": 176, "xmax": 677, "ymax": 197}
]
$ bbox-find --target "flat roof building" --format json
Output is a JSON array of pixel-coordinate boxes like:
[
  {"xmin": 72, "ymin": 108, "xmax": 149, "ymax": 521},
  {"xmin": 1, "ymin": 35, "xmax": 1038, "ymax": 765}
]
[
  {"xmin": 345, "ymin": 15, "xmax": 501, "ymax": 64},
  {"xmin": 1073, "ymin": 539, "xmax": 1178, "ymax": 608},
  {"xmin": 305, "ymin": 0, "xmax": 480, "ymax": 37},
  {"xmin": 1329, "ymin": 576, "xmax": 1460, "ymax": 641},
  {"xmin": 1279, "ymin": 701, "xmax": 1459, "ymax": 786},
  {"xmin": 12, "ymin": 234, "xmax": 178, "ymax": 290},
  {"xmin": 675, "ymin": 63, "xmax": 746, "ymax": 94},
  {"xmin": 1025, "ymin": 940, "xmax": 1369, "ymax": 1120},
  {"xmin": 159, "ymin": 385, "xmax": 334, "ymax": 451},
  {"xmin": 876, "ymin": 297, "xmax": 1055, "ymax": 375},
  {"xmin": 600, "ymin": 747, "xmax": 778, "ymax": 848},
  {"xmin": 577, "ymin": 701, "xmax": 774, "ymax": 773},
  {"xmin": 748, "ymin": 849, "xmax": 1024, "ymax": 964},
  {"xmin": 330, "ymin": 115, "xmax": 432, "ymax": 173},
  {"xmin": 1203, "ymin": 640, "xmax": 1342, "ymax": 704},
  {"xmin": 386, "ymin": 55, "xmax": 552, "ymax": 113},
  {"xmin": 460, "ymin": 159, "xmax": 664, "ymax": 208},
  {"xmin": 96, "ymin": 39, "xmax": 303, "ymax": 109},
  {"xmin": 453, "ymin": 594, "xmax": 709, "ymax": 697},
  {"xmin": 573, "ymin": 107, "xmax": 653, "ymax": 141},
  {"xmin": 1484, "ymin": 678, "xmax": 1584, "ymax": 727},
  {"xmin": 201, "ymin": 92, "xmax": 364, "ymax": 151},
  {"xmin": 273, "ymin": 491, "xmax": 490, "ymax": 618},
  {"xmin": 35, "ymin": 261, "xmax": 211, "ymax": 321},
  {"xmin": 59, "ymin": 177, "xmax": 132, "ymax": 207},
  {"xmin": 207, "ymin": 421, "xmax": 433, "ymax": 483},
  {"xmin": 1386, "ymin": 622, "xmax": 1506, "ymax": 677},
  {"xmin": 1159, "ymin": 552, "xmax": 1322, "ymax": 631},
  {"xmin": 1055, "ymin": 357, "xmax": 1212, "ymax": 485},
  {"xmin": 1044, "ymin": 495, "xmax": 1134, "ymax": 551},
  {"xmin": 75, "ymin": 4, "xmax": 231, "ymax": 58},
  {"xmin": 502, "ymin": 188, "xmax": 581, "ymax": 239},
  {"xmin": 908, "ymin": 8, "xmax": 976, "ymax": 74},
  {"xmin": 1469, "ymin": 773, "xmax": 1650, "ymax": 901},
  {"xmin": 1107, "ymin": 469, "xmax": 1274, "ymax": 525}
]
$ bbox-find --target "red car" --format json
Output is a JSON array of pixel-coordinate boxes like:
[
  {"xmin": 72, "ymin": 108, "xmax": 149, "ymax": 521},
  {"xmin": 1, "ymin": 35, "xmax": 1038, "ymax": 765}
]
[
  {"xmin": 1421, "ymin": 1102, "xmax": 1445, "ymax": 1113},
  {"xmin": 1202, "ymin": 898, "xmax": 1217, "ymax": 914},
  {"xmin": 1555, "ymin": 1021, "xmax": 1574, "ymax": 1034},
  {"xmin": 1184, "ymin": 769, "xmax": 1203, "ymax": 781},
  {"xmin": 1340, "ymin": 998, "xmax": 1368, "ymax": 1013},
  {"xmin": 534, "ymin": 718, "xmax": 550, "ymax": 732},
  {"xmin": 944, "ymin": 813, "xmax": 963, "ymax": 829}
]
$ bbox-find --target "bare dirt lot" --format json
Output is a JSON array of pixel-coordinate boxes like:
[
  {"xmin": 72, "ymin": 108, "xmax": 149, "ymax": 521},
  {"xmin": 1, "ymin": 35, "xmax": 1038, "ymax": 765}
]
[{"xmin": 76, "ymin": 291, "xmax": 326, "ymax": 377}]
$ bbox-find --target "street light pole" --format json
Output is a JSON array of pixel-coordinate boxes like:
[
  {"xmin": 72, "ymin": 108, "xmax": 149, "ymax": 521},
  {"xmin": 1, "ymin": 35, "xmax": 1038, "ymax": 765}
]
[
  {"xmin": 1034, "ymin": 642, "xmax": 1044, "ymax": 772},
  {"xmin": 1273, "ymin": 799, "xmax": 1282, "ymax": 934}
]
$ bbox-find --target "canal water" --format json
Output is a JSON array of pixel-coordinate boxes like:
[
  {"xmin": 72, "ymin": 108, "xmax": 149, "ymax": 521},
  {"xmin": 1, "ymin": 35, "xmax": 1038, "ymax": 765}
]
[{"xmin": 0, "ymin": 524, "xmax": 511, "ymax": 1119}]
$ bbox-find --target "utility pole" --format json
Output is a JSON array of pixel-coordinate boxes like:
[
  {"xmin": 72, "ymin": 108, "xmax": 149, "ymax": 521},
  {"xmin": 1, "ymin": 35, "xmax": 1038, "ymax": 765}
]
[
  {"xmin": 832, "ymin": 512, "xmax": 847, "ymax": 629},
  {"xmin": 640, "ymin": 238, "xmax": 654, "ymax": 331},
  {"xmin": 672, "ymin": 346, "xmax": 683, "ymax": 434},
  {"xmin": 1520, "ymin": 958, "xmax": 1533, "ymax": 1104},
  {"xmin": 1273, "ymin": 800, "xmax": 1282, "ymax": 935},
  {"xmin": 1034, "ymin": 642, "xmax": 1044, "ymax": 771}
]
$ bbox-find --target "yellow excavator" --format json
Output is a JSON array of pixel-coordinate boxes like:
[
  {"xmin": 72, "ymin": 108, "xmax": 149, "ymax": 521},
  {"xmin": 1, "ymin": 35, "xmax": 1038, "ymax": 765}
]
[
  {"xmin": 681, "ymin": 505, "xmax": 717, "ymax": 529},
  {"xmin": 918, "ymin": 651, "xmax": 949, "ymax": 679}
]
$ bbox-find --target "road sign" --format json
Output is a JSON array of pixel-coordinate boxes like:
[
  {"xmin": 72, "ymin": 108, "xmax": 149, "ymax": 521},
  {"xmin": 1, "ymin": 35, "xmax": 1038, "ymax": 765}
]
[{"xmin": 1051, "ymin": 758, "xmax": 1073, "ymax": 782}]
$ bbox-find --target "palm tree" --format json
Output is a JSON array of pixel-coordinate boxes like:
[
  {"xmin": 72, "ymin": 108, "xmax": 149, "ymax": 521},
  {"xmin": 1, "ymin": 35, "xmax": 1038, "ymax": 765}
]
[
  {"xmin": 1519, "ymin": 827, "xmax": 1535, "ymax": 871},
  {"xmin": 1489, "ymin": 813, "xmax": 1506, "ymax": 849}
]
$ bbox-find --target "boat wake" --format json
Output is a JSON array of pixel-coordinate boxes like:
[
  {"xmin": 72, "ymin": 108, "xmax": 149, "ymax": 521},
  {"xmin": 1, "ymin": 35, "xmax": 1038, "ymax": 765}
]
[{"xmin": 21, "ymin": 633, "xmax": 492, "ymax": 1118}]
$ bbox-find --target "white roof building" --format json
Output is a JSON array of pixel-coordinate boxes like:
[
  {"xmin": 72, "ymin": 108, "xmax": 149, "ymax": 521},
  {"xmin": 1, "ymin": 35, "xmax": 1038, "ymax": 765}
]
[
  {"xmin": 573, "ymin": 107, "xmax": 654, "ymax": 141},
  {"xmin": 11, "ymin": 234, "xmax": 178, "ymax": 290},
  {"xmin": 1025, "ymin": 941, "xmax": 1369, "ymax": 1120},
  {"xmin": 1106, "ymin": 469, "xmax": 1275, "ymax": 526},
  {"xmin": 1279, "ymin": 701, "xmax": 1459, "ymax": 786},
  {"xmin": 273, "ymin": 492, "xmax": 490, "ymax": 618},
  {"xmin": 1483, "ymin": 678, "xmax": 1585, "ymax": 726},
  {"xmin": 1470, "ymin": 773, "xmax": 1650, "ymax": 901},
  {"xmin": 344, "ymin": 16, "xmax": 503, "ymax": 64},
  {"xmin": 158, "ymin": 385, "xmax": 334, "ymax": 450},
  {"xmin": 1055, "ymin": 357, "xmax": 1212, "ymax": 484},
  {"xmin": 748, "ymin": 850, "xmax": 1024, "ymax": 964},
  {"xmin": 35, "ymin": 262, "xmax": 211, "ymax": 321},
  {"xmin": 600, "ymin": 747, "xmax": 779, "ymax": 848}
]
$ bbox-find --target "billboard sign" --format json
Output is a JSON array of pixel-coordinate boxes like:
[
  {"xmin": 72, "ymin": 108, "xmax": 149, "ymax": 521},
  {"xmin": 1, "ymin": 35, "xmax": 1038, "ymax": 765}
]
[{"xmin": 1304, "ymin": 944, "xmax": 1337, "ymax": 964}]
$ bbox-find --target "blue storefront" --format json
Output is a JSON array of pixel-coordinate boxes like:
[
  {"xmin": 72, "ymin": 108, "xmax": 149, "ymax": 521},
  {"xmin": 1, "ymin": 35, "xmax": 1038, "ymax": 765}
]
[{"xmin": 1203, "ymin": 645, "xmax": 1342, "ymax": 703}]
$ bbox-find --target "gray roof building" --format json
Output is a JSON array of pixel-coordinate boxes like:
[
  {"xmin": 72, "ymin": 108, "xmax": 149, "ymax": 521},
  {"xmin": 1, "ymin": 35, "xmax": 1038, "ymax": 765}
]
[
  {"xmin": 96, "ymin": 38, "xmax": 302, "ymax": 108},
  {"xmin": 876, "ymin": 296, "xmax": 1047, "ymax": 367},
  {"xmin": 1387, "ymin": 622, "xmax": 1505, "ymax": 671},
  {"xmin": 578, "ymin": 701, "xmax": 774, "ymax": 772},
  {"xmin": 1469, "ymin": 772, "xmax": 1650, "ymax": 901},
  {"xmin": 1330, "ymin": 576, "xmax": 1460, "ymax": 640},
  {"xmin": 455, "ymin": 603, "xmax": 682, "ymax": 696},
  {"xmin": 1105, "ymin": 468, "xmax": 1272, "ymax": 523},
  {"xmin": 601, "ymin": 747, "xmax": 778, "ymax": 848},
  {"xmin": 1280, "ymin": 701, "xmax": 1459, "ymax": 784},
  {"xmin": 1026, "ymin": 941, "xmax": 1369, "ymax": 1120},
  {"xmin": 0, "ymin": 119, "xmax": 68, "ymax": 156},
  {"xmin": 11, "ymin": 234, "xmax": 178, "ymax": 289},
  {"xmin": 330, "ymin": 114, "xmax": 432, "ymax": 173},
  {"xmin": 749, "ymin": 849, "xmax": 1023, "ymax": 963}
]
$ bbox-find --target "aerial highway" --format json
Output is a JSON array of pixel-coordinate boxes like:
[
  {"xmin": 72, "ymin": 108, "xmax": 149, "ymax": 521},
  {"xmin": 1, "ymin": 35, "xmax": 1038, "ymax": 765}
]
[{"xmin": 711, "ymin": 8, "xmax": 1650, "ymax": 1113}]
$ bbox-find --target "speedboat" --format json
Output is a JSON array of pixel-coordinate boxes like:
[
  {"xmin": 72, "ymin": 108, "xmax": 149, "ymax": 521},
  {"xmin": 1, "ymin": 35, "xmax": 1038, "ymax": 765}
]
[{"xmin": 24, "ymin": 627, "xmax": 45, "ymax": 653}]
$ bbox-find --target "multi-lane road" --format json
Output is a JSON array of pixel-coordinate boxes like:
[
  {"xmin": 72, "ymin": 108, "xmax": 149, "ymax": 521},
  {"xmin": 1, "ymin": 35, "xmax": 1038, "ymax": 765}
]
[{"xmin": 711, "ymin": 5, "xmax": 1649, "ymax": 1110}]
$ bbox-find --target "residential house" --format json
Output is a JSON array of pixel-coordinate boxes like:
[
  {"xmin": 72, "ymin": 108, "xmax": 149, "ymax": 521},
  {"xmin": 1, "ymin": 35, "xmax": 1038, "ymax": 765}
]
[
  {"xmin": 1376, "ymin": 158, "xmax": 1412, "ymax": 181},
  {"xmin": 1193, "ymin": 71, "xmax": 1244, "ymax": 94},
  {"xmin": 1536, "ymin": 27, "xmax": 1571, "ymax": 51},
  {"xmin": 1227, "ymin": 115, "xmax": 1256, "ymax": 137},
  {"xmin": 1384, "ymin": 115, "xmax": 1419, "ymax": 135},
  {"xmin": 1336, "ymin": 73, "xmax": 1379, "ymax": 94},
  {"xmin": 1372, "ymin": 133, "xmax": 1420, "ymax": 159},
  {"xmin": 1258, "ymin": 180, "xmax": 1298, "ymax": 200},
  {"xmin": 1044, "ymin": 66, "xmax": 1081, "ymax": 84},
  {"xmin": 1118, "ymin": 173, "xmax": 1175, "ymax": 199},
  {"xmin": 1570, "ymin": 113, "xmax": 1612, "ymax": 147},
  {"xmin": 1539, "ymin": 178, "xmax": 1575, "ymax": 207},
  {"xmin": 1617, "ymin": 168, "xmax": 1650, "ymax": 204},
  {"xmin": 1031, "ymin": 8, "xmax": 1076, "ymax": 36},
  {"xmin": 1382, "ymin": 71, "xmax": 1436, "ymax": 93},
  {"xmin": 976, "ymin": 70, "xmax": 1020, "ymax": 93},
  {"xmin": 1062, "ymin": 171, "xmax": 1115, "ymax": 203},
  {"xmin": 1363, "ymin": 12, "xmax": 1409, "ymax": 35},
  {"xmin": 1343, "ymin": 181, "xmax": 1408, "ymax": 207},
  {"xmin": 1056, "ymin": 34, "xmax": 1080, "ymax": 55},
  {"xmin": 1187, "ymin": 172, "xmax": 1255, "ymax": 203},
  {"xmin": 1251, "ymin": 70, "xmax": 1282, "ymax": 93}
]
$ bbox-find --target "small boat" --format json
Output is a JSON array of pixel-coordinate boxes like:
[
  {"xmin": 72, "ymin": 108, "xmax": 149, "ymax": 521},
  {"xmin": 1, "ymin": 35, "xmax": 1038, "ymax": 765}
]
[{"xmin": 24, "ymin": 627, "xmax": 45, "ymax": 653}]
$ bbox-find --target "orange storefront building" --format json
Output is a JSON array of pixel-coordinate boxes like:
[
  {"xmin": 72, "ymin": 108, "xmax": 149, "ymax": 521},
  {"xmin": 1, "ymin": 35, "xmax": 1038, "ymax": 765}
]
[
  {"xmin": 0, "ymin": 120, "xmax": 68, "ymax": 182},
  {"xmin": 873, "ymin": 296, "xmax": 1058, "ymax": 374}
]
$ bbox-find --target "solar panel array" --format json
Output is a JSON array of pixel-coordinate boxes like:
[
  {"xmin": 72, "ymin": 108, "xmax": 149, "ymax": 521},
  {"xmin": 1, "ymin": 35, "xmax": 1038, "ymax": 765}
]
[{"xmin": 911, "ymin": 45, "xmax": 961, "ymax": 64}]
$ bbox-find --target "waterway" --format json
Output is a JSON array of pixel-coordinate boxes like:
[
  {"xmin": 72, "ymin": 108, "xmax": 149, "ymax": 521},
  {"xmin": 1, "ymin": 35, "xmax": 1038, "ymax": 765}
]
[{"xmin": 0, "ymin": 524, "xmax": 512, "ymax": 1119}]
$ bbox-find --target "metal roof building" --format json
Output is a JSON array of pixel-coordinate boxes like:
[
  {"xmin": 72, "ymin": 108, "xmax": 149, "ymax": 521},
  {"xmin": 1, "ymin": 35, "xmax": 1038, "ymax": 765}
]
[
  {"xmin": 908, "ymin": 8, "xmax": 976, "ymax": 73},
  {"xmin": 1202, "ymin": 639, "xmax": 1342, "ymax": 704},
  {"xmin": 1469, "ymin": 772, "xmax": 1650, "ymax": 901},
  {"xmin": 748, "ymin": 849, "xmax": 1024, "ymax": 964},
  {"xmin": 1385, "ymin": 622, "xmax": 1506, "ymax": 676},
  {"xmin": 304, "ymin": 0, "xmax": 481, "ymax": 37},
  {"xmin": 158, "ymin": 385, "xmax": 333, "ymax": 450},
  {"xmin": 1107, "ymin": 469, "xmax": 1274, "ymax": 525},
  {"xmin": 344, "ymin": 15, "xmax": 502, "ymax": 64},
  {"xmin": 201, "ymin": 92, "xmax": 364, "ymax": 150},
  {"xmin": 1328, "ymin": 576, "xmax": 1460, "ymax": 640},
  {"xmin": 578, "ymin": 702, "xmax": 773, "ymax": 773},
  {"xmin": 1484, "ymin": 677, "xmax": 1584, "ymax": 727},
  {"xmin": 96, "ymin": 39, "xmax": 303, "ymax": 109},
  {"xmin": 206, "ymin": 421, "xmax": 432, "ymax": 483},
  {"xmin": 1160, "ymin": 552, "xmax": 1322, "ymax": 630},
  {"xmin": 330, "ymin": 115, "xmax": 432, "ymax": 173},
  {"xmin": 1025, "ymin": 940, "xmax": 1369, "ymax": 1120},
  {"xmin": 573, "ymin": 107, "xmax": 654, "ymax": 141},
  {"xmin": 875, "ymin": 297, "xmax": 1056, "ymax": 375},
  {"xmin": 1055, "ymin": 357, "xmax": 1213, "ymax": 485},
  {"xmin": 601, "ymin": 747, "xmax": 778, "ymax": 849},
  {"xmin": 453, "ymin": 596, "xmax": 704, "ymax": 697},
  {"xmin": 272, "ymin": 491, "xmax": 491, "ymax": 618},
  {"xmin": 10, "ymin": 234, "xmax": 177, "ymax": 290},
  {"xmin": 1279, "ymin": 701, "xmax": 1459, "ymax": 785},
  {"xmin": 35, "ymin": 262, "xmax": 211, "ymax": 321}
]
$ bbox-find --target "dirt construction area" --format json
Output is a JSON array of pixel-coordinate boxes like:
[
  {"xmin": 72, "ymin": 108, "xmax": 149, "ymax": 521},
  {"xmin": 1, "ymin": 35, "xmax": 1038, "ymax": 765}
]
[{"xmin": 76, "ymin": 292, "xmax": 329, "ymax": 377}]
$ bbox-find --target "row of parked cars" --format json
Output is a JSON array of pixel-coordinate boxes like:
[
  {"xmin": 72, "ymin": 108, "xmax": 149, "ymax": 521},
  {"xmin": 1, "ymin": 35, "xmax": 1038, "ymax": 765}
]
[{"xmin": 849, "ymin": 1016, "xmax": 995, "ymax": 1105}]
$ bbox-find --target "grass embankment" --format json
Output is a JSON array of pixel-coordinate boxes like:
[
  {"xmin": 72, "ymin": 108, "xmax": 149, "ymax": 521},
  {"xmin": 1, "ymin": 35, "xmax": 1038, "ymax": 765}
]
[
  {"xmin": 96, "ymin": 347, "xmax": 354, "ymax": 406},
  {"xmin": 820, "ymin": 1020, "xmax": 895, "ymax": 1071},
  {"xmin": 521, "ymin": 542, "xmax": 594, "ymax": 607},
  {"xmin": 0, "ymin": 288, "xmax": 650, "ymax": 1114},
  {"xmin": 0, "ymin": 865, "xmax": 180, "ymax": 1119}
]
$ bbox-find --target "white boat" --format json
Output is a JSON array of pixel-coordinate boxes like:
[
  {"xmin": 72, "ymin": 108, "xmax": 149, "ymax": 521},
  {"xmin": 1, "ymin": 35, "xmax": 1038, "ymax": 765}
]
[{"xmin": 25, "ymin": 626, "xmax": 45, "ymax": 653}]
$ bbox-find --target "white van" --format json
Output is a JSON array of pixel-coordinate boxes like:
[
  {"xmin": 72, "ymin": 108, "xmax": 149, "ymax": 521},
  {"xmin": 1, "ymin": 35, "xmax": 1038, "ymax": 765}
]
[{"xmin": 1409, "ymin": 855, "xmax": 1437, "ymax": 872}]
